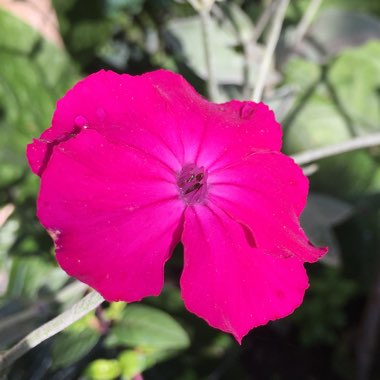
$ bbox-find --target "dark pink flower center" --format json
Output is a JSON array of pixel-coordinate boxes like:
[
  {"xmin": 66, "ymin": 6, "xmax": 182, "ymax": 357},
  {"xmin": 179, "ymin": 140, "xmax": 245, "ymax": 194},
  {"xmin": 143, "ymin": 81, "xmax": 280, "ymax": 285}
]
[{"xmin": 177, "ymin": 164, "xmax": 208, "ymax": 205}]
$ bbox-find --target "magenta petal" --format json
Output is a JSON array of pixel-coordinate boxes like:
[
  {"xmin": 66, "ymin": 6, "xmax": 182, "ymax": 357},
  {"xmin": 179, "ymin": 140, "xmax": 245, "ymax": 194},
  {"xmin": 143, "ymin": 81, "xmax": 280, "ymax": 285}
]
[
  {"xmin": 144, "ymin": 71, "xmax": 282, "ymax": 169},
  {"xmin": 26, "ymin": 139, "xmax": 48, "ymax": 175},
  {"xmin": 26, "ymin": 68, "xmax": 326, "ymax": 339},
  {"xmin": 29, "ymin": 70, "xmax": 282, "ymax": 177},
  {"xmin": 37, "ymin": 129, "xmax": 185, "ymax": 301},
  {"xmin": 195, "ymin": 100, "xmax": 282, "ymax": 172},
  {"xmin": 38, "ymin": 70, "xmax": 187, "ymax": 174},
  {"xmin": 208, "ymin": 151, "xmax": 327, "ymax": 263},
  {"xmin": 181, "ymin": 204, "xmax": 309, "ymax": 343}
]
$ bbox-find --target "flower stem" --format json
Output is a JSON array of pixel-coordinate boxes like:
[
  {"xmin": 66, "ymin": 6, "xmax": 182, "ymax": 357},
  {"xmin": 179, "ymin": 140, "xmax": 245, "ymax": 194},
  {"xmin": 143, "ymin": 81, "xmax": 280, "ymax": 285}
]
[
  {"xmin": 0, "ymin": 290, "xmax": 104, "ymax": 372},
  {"xmin": 199, "ymin": 7, "xmax": 218, "ymax": 101},
  {"xmin": 292, "ymin": 133, "xmax": 380, "ymax": 166},
  {"xmin": 252, "ymin": 0, "xmax": 289, "ymax": 103},
  {"xmin": 291, "ymin": 0, "xmax": 323, "ymax": 50},
  {"xmin": 252, "ymin": 0, "xmax": 276, "ymax": 44}
]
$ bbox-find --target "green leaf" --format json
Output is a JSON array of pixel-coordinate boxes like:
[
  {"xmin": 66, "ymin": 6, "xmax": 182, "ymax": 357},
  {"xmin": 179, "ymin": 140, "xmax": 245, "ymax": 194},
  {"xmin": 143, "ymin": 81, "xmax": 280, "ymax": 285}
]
[
  {"xmin": 285, "ymin": 98, "xmax": 352, "ymax": 149},
  {"xmin": 309, "ymin": 8, "xmax": 380, "ymax": 56},
  {"xmin": 283, "ymin": 58, "xmax": 321, "ymax": 92},
  {"xmin": 303, "ymin": 193, "xmax": 353, "ymax": 227},
  {"xmin": 301, "ymin": 193, "xmax": 353, "ymax": 265},
  {"xmin": 265, "ymin": 85, "xmax": 296, "ymax": 122},
  {"xmin": 166, "ymin": 8, "xmax": 277, "ymax": 90},
  {"xmin": 106, "ymin": 304, "xmax": 190, "ymax": 350},
  {"xmin": 51, "ymin": 328, "xmax": 100, "ymax": 369},
  {"xmin": 0, "ymin": 9, "xmax": 78, "ymax": 186},
  {"xmin": 118, "ymin": 347, "xmax": 184, "ymax": 378},
  {"xmin": 103, "ymin": 301, "xmax": 127, "ymax": 322},
  {"xmin": 85, "ymin": 359, "xmax": 121, "ymax": 380},
  {"xmin": 328, "ymin": 41, "xmax": 380, "ymax": 133},
  {"xmin": 6, "ymin": 256, "xmax": 56, "ymax": 298},
  {"xmin": 118, "ymin": 350, "xmax": 146, "ymax": 379},
  {"xmin": 283, "ymin": 51, "xmax": 380, "ymax": 198},
  {"xmin": 51, "ymin": 312, "xmax": 101, "ymax": 369}
]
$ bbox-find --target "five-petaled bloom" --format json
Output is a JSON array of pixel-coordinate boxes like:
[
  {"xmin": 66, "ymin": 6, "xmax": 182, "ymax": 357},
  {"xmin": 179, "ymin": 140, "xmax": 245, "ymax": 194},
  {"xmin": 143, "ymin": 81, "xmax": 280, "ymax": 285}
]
[{"xmin": 27, "ymin": 70, "xmax": 327, "ymax": 342}]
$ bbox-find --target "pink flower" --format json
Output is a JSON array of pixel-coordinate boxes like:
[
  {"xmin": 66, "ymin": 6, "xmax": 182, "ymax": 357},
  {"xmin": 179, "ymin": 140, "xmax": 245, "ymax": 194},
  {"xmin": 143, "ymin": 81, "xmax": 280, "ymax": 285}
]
[{"xmin": 27, "ymin": 70, "xmax": 327, "ymax": 342}]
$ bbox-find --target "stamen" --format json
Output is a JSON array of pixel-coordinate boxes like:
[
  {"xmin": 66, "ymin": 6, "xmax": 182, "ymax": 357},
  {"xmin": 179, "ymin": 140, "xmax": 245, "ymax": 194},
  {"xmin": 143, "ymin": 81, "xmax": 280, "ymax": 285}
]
[
  {"xmin": 177, "ymin": 164, "xmax": 208, "ymax": 204},
  {"xmin": 184, "ymin": 182, "xmax": 202, "ymax": 195}
]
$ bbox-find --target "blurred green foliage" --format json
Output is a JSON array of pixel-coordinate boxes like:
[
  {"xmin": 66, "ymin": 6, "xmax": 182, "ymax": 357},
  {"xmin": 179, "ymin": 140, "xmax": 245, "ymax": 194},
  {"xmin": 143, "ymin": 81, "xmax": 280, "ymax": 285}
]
[
  {"xmin": 1, "ymin": 1, "xmax": 380, "ymax": 379},
  {"xmin": 0, "ymin": 9, "xmax": 78, "ymax": 188}
]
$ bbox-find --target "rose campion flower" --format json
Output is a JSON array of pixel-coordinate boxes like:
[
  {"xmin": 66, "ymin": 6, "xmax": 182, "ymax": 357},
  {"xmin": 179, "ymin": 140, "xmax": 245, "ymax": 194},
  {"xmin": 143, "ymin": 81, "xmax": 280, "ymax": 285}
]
[{"xmin": 27, "ymin": 70, "xmax": 327, "ymax": 342}]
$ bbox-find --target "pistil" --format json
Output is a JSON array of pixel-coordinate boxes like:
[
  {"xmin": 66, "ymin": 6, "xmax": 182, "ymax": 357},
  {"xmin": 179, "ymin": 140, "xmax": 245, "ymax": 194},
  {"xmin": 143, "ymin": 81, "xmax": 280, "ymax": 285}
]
[{"xmin": 177, "ymin": 164, "xmax": 208, "ymax": 204}]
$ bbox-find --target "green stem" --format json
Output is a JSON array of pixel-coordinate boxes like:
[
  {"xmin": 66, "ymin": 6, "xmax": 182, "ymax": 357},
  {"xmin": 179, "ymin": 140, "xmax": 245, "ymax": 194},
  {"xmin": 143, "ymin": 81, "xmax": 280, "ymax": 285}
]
[
  {"xmin": 292, "ymin": 0, "xmax": 323, "ymax": 50},
  {"xmin": 252, "ymin": 0, "xmax": 289, "ymax": 102},
  {"xmin": 292, "ymin": 132, "xmax": 380, "ymax": 166},
  {"xmin": 199, "ymin": 8, "xmax": 218, "ymax": 101},
  {"xmin": 0, "ymin": 290, "xmax": 104, "ymax": 372},
  {"xmin": 252, "ymin": 0, "xmax": 275, "ymax": 44}
]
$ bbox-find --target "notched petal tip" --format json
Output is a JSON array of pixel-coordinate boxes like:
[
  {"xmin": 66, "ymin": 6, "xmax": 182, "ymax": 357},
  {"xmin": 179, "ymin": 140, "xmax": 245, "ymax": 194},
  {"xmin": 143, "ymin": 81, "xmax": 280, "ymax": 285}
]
[
  {"xmin": 218, "ymin": 100, "xmax": 283, "ymax": 154},
  {"xmin": 305, "ymin": 243, "xmax": 328, "ymax": 263},
  {"xmin": 27, "ymin": 125, "xmax": 84, "ymax": 177},
  {"xmin": 37, "ymin": 127, "xmax": 185, "ymax": 305},
  {"xmin": 26, "ymin": 138, "xmax": 48, "ymax": 176},
  {"xmin": 181, "ymin": 206, "xmax": 310, "ymax": 345}
]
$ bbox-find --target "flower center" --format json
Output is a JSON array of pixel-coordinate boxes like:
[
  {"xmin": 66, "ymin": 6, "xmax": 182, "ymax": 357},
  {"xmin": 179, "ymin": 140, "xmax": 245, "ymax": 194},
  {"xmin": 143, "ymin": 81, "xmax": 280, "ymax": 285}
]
[{"xmin": 177, "ymin": 164, "xmax": 208, "ymax": 204}]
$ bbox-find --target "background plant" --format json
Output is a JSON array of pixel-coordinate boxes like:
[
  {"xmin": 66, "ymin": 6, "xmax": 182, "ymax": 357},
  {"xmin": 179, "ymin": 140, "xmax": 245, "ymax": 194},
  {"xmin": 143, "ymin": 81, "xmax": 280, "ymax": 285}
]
[{"xmin": 1, "ymin": 0, "xmax": 380, "ymax": 379}]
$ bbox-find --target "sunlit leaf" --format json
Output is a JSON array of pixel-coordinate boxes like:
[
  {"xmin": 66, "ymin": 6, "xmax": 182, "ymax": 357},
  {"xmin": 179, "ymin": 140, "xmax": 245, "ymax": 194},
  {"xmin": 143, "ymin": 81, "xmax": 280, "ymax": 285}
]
[
  {"xmin": 166, "ymin": 6, "xmax": 277, "ymax": 89},
  {"xmin": 106, "ymin": 304, "xmax": 190, "ymax": 350},
  {"xmin": 85, "ymin": 359, "xmax": 121, "ymax": 380},
  {"xmin": 309, "ymin": 8, "xmax": 380, "ymax": 56},
  {"xmin": 0, "ymin": 9, "xmax": 78, "ymax": 186},
  {"xmin": 6, "ymin": 256, "xmax": 66, "ymax": 299},
  {"xmin": 52, "ymin": 328, "xmax": 100, "ymax": 369}
]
